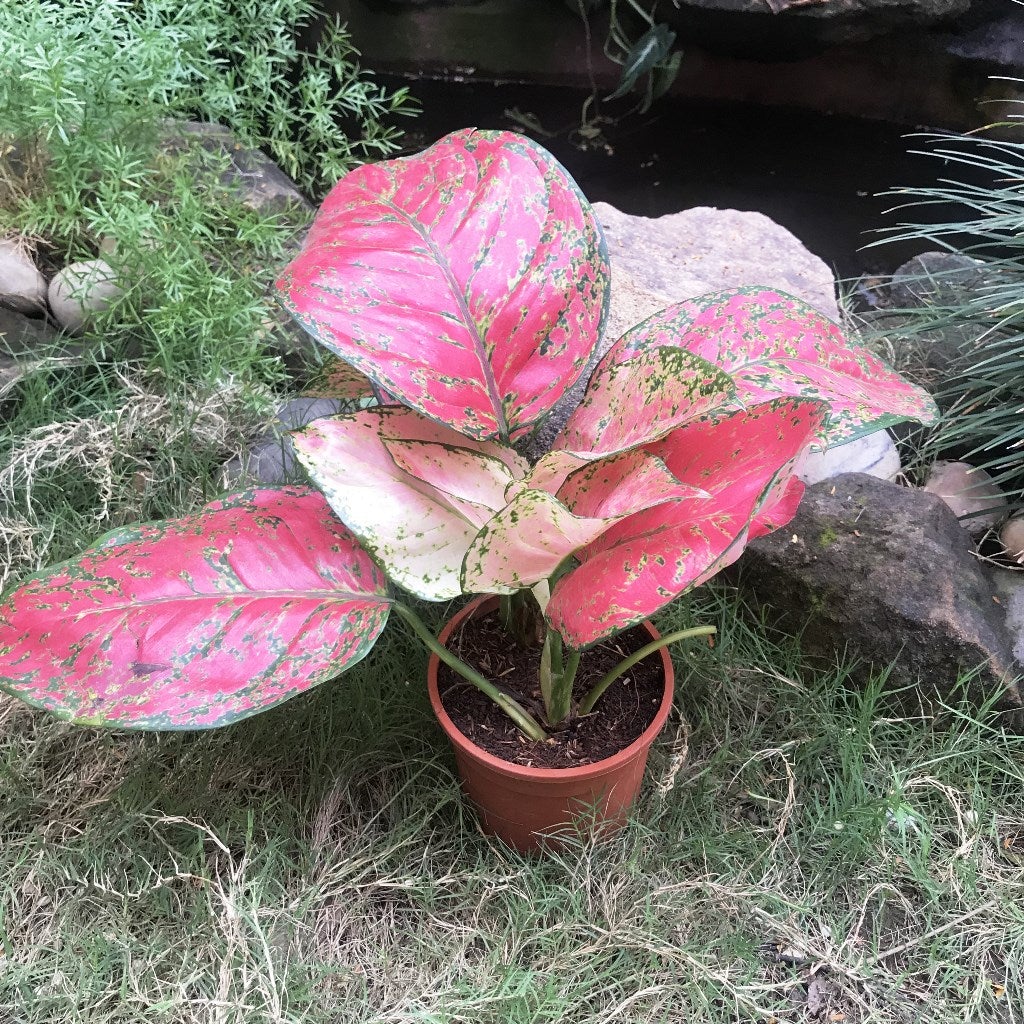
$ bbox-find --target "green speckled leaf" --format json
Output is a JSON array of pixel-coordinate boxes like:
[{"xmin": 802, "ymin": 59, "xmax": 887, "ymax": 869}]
[
  {"xmin": 548, "ymin": 398, "xmax": 829, "ymax": 646},
  {"xmin": 462, "ymin": 449, "xmax": 706, "ymax": 592},
  {"xmin": 598, "ymin": 287, "xmax": 938, "ymax": 446},
  {"xmin": 555, "ymin": 347, "xmax": 737, "ymax": 457}
]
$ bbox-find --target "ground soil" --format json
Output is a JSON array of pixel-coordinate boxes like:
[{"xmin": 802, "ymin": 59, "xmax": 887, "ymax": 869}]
[{"xmin": 436, "ymin": 610, "xmax": 666, "ymax": 769}]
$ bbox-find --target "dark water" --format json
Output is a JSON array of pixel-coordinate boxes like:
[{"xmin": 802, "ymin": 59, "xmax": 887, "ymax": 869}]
[{"xmin": 394, "ymin": 78, "xmax": 988, "ymax": 284}]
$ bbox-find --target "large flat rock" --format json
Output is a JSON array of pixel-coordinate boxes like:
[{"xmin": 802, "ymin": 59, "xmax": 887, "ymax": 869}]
[{"xmin": 596, "ymin": 202, "xmax": 841, "ymax": 330}]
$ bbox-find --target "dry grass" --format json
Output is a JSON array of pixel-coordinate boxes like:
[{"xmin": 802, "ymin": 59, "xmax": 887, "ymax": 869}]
[{"xmin": 0, "ymin": 369, "xmax": 275, "ymax": 591}]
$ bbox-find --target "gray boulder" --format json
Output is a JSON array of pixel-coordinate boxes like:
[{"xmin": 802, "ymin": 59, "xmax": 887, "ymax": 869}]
[
  {"xmin": 0, "ymin": 307, "xmax": 65, "ymax": 398},
  {"xmin": 224, "ymin": 397, "xmax": 343, "ymax": 486},
  {"xmin": 889, "ymin": 252, "xmax": 991, "ymax": 308},
  {"xmin": 156, "ymin": 121, "xmax": 318, "ymax": 368},
  {"xmin": 160, "ymin": 122, "xmax": 316, "ymax": 366},
  {"xmin": 160, "ymin": 121, "xmax": 313, "ymax": 221},
  {"xmin": 730, "ymin": 473, "xmax": 1021, "ymax": 714},
  {"xmin": 990, "ymin": 569, "xmax": 1024, "ymax": 669},
  {"xmin": 0, "ymin": 305, "xmax": 58, "ymax": 356},
  {"xmin": 863, "ymin": 252, "xmax": 1008, "ymax": 375},
  {"xmin": 858, "ymin": 307, "xmax": 979, "ymax": 376}
]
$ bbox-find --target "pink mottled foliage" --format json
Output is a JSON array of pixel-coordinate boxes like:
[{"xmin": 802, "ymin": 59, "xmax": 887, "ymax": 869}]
[
  {"xmin": 0, "ymin": 129, "xmax": 938, "ymax": 730},
  {"xmin": 0, "ymin": 488, "xmax": 389, "ymax": 728},
  {"xmin": 588, "ymin": 288, "xmax": 937, "ymax": 447},
  {"xmin": 547, "ymin": 398, "xmax": 828, "ymax": 645},
  {"xmin": 277, "ymin": 128, "xmax": 610, "ymax": 442}
]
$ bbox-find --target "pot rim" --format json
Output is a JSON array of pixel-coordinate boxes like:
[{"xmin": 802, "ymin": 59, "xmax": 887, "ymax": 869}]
[{"xmin": 427, "ymin": 596, "xmax": 676, "ymax": 782}]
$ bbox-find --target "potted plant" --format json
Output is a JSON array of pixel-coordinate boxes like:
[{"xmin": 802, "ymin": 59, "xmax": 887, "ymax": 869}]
[{"xmin": 0, "ymin": 129, "xmax": 936, "ymax": 851}]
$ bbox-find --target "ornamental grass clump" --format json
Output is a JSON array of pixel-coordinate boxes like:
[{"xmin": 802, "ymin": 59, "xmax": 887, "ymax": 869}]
[
  {"xmin": 872, "ymin": 117, "xmax": 1024, "ymax": 510},
  {"xmin": 0, "ymin": 130, "xmax": 937, "ymax": 740}
]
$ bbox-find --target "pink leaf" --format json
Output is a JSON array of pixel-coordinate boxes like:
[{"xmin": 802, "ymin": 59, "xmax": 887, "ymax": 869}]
[
  {"xmin": 304, "ymin": 356, "xmax": 379, "ymax": 402},
  {"xmin": 462, "ymin": 490, "xmax": 615, "ymax": 593},
  {"xmin": 0, "ymin": 487, "xmax": 390, "ymax": 729},
  {"xmin": 749, "ymin": 476, "xmax": 805, "ymax": 540},
  {"xmin": 290, "ymin": 407, "xmax": 527, "ymax": 600},
  {"xmin": 599, "ymin": 287, "xmax": 938, "ymax": 446},
  {"xmin": 556, "ymin": 448, "xmax": 710, "ymax": 519},
  {"xmin": 547, "ymin": 398, "xmax": 828, "ymax": 646},
  {"xmin": 555, "ymin": 347, "xmax": 736, "ymax": 456},
  {"xmin": 524, "ymin": 449, "xmax": 589, "ymax": 494},
  {"xmin": 277, "ymin": 129, "xmax": 609, "ymax": 441},
  {"xmin": 462, "ymin": 449, "xmax": 706, "ymax": 592}
]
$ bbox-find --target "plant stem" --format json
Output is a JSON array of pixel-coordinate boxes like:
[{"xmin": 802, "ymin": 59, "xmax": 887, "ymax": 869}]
[
  {"xmin": 577, "ymin": 625, "xmax": 717, "ymax": 716},
  {"xmin": 499, "ymin": 593, "xmax": 513, "ymax": 634},
  {"xmin": 391, "ymin": 602, "xmax": 549, "ymax": 742},
  {"xmin": 547, "ymin": 645, "xmax": 580, "ymax": 727}
]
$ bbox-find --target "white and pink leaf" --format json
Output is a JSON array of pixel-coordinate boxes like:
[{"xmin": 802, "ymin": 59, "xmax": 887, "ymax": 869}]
[
  {"xmin": 290, "ymin": 407, "xmax": 527, "ymax": 600},
  {"xmin": 462, "ymin": 449, "xmax": 707, "ymax": 592}
]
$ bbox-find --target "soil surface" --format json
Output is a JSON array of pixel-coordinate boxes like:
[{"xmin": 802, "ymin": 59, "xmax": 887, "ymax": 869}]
[{"xmin": 437, "ymin": 611, "xmax": 666, "ymax": 769}]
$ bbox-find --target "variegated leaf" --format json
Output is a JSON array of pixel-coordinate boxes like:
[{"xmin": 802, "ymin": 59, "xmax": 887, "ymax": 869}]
[
  {"xmin": 462, "ymin": 490, "xmax": 615, "ymax": 593},
  {"xmin": 277, "ymin": 129, "xmax": 610, "ymax": 441},
  {"xmin": 303, "ymin": 355, "xmax": 379, "ymax": 402},
  {"xmin": 0, "ymin": 487, "xmax": 390, "ymax": 729},
  {"xmin": 749, "ymin": 476, "xmax": 806, "ymax": 540},
  {"xmin": 555, "ymin": 346, "xmax": 737, "ymax": 456},
  {"xmin": 599, "ymin": 287, "xmax": 938, "ymax": 446},
  {"xmin": 383, "ymin": 437, "xmax": 522, "ymax": 521},
  {"xmin": 291, "ymin": 407, "xmax": 527, "ymax": 600},
  {"xmin": 462, "ymin": 449, "xmax": 706, "ymax": 592},
  {"xmin": 524, "ymin": 449, "xmax": 589, "ymax": 494},
  {"xmin": 547, "ymin": 398, "xmax": 828, "ymax": 646},
  {"xmin": 556, "ymin": 448, "xmax": 710, "ymax": 518}
]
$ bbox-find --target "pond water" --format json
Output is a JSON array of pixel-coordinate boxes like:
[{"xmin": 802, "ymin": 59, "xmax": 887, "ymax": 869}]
[{"xmin": 395, "ymin": 78, "xmax": 987, "ymax": 285}]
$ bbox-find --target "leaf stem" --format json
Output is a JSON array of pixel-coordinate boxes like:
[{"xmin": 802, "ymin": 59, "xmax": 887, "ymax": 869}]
[
  {"xmin": 392, "ymin": 602, "xmax": 548, "ymax": 742},
  {"xmin": 547, "ymin": 645, "xmax": 580, "ymax": 726},
  {"xmin": 577, "ymin": 625, "xmax": 717, "ymax": 716}
]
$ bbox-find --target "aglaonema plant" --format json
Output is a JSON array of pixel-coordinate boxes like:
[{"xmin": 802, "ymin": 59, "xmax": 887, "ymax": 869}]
[{"xmin": 0, "ymin": 129, "xmax": 937, "ymax": 739}]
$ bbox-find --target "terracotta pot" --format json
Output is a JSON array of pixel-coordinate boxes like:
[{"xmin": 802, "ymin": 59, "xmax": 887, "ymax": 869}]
[{"xmin": 427, "ymin": 596, "xmax": 675, "ymax": 853}]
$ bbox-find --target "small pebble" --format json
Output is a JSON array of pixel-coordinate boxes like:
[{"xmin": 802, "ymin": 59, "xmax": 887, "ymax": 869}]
[
  {"xmin": 1000, "ymin": 516, "xmax": 1024, "ymax": 563},
  {"xmin": 923, "ymin": 461, "xmax": 1008, "ymax": 536},
  {"xmin": 48, "ymin": 259, "xmax": 123, "ymax": 335}
]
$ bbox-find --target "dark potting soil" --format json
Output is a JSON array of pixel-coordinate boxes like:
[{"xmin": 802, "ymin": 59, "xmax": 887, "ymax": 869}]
[{"xmin": 436, "ymin": 610, "xmax": 666, "ymax": 769}]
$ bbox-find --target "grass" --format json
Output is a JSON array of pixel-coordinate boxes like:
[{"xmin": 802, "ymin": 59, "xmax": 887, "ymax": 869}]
[{"xmin": 1, "ymin": 586, "xmax": 1020, "ymax": 1023}]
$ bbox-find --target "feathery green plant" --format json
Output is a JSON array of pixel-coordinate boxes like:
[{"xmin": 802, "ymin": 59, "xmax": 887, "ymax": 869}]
[
  {"xmin": 0, "ymin": 0, "xmax": 415, "ymax": 203},
  {"xmin": 0, "ymin": 0, "xmax": 415, "ymax": 587}
]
